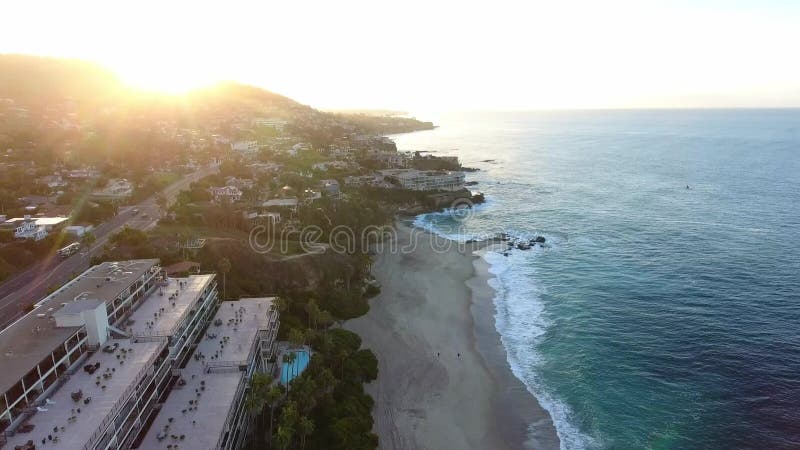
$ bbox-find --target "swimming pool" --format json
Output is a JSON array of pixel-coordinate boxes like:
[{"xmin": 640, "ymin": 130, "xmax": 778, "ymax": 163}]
[{"xmin": 280, "ymin": 350, "xmax": 310, "ymax": 385}]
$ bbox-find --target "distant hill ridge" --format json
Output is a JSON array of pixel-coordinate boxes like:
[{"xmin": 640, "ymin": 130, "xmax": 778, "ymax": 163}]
[{"xmin": 0, "ymin": 54, "xmax": 434, "ymax": 136}]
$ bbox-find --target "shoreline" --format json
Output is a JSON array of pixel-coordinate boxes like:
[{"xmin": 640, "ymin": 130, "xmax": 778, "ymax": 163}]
[{"xmin": 345, "ymin": 221, "xmax": 559, "ymax": 450}]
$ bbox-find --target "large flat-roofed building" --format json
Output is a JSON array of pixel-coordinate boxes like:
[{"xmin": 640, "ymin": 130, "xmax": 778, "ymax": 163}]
[
  {"xmin": 0, "ymin": 260, "xmax": 226, "ymax": 450},
  {"xmin": 138, "ymin": 298, "xmax": 279, "ymax": 450},
  {"xmin": 0, "ymin": 260, "xmax": 161, "ymax": 433},
  {"xmin": 0, "ymin": 260, "xmax": 281, "ymax": 450},
  {"xmin": 379, "ymin": 169, "xmax": 465, "ymax": 191}
]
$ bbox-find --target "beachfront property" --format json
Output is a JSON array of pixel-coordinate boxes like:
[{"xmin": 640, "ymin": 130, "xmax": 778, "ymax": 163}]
[
  {"xmin": 0, "ymin": 215, "xmax": 69, "ymax": 241},
  {"xmin": 379, "ymin": 169, "xmax": 465, "ymax": 191},
  {"xmin": 137, "ymin": 297, "xmax": 279, "ymax": 450},
  {"xmin": 0, "ymin": 260, "xmax": 162, "ymax": 447},
  {"xmin": 0, "ymin": 259, "xmax": 280, "ymax": 450},
  {"xmin": 344, "ymin": 174, "xmax": 383, "ymax": 187}
]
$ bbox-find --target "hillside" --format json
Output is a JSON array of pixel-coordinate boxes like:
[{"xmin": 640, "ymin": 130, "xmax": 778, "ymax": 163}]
[{"xmin": 0, "ymin": 54, "xmax": 432, "ymax": 136}]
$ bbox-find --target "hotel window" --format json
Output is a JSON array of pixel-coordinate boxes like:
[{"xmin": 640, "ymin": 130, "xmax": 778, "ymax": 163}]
[
  {"xmin": 53, "ymin": 342, "xmax": 67, "ymax": 362},
  {"xmin": 66, "ymin": 331, "xmax": 81, "ymax": 349},
  {"xmin": 38, "ymin": 354, "xmax": 55, "ymax": 374},
  {"xmin": 22, "ymin": 367, "xmax": 39, "ymax": 392},
  {"xmin": 6, "ymin": 381, "xmax": 24, "ymax": 405},
  {"xmin": 42, "ymin": 370, "xmax": 57, "ymax": 392},
  {"xmin": 55, "ymin": 361, "xmax": 69, "ymax": 377}
]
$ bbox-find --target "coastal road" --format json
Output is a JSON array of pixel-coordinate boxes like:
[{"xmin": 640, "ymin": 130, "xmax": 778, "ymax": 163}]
[{"xmin": 0, "ymin": 164, "xmax": 218, "ymax": 330}]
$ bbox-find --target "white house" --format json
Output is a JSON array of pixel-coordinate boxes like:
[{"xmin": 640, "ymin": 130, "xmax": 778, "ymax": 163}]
[
  {"xmin": 1, "ymin": 215, "xmax": 67, "ymax": 240},
  {"xmin": 210, "ymin": 185, "xmax": 243, "ymax": 203}
]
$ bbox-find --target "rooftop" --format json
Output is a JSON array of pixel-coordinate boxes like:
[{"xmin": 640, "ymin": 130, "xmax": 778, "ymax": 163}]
[
  {"xmin": 2, "ymin": 217, "xmax": 69, "ymax": 227},
  {"xmin": 138, "ymin": 298, "xmax": 275, "ymax": 450},
  {"xmin": 262, "ymin": 198, "xmax": 298, "ymax": 208},
  {"xmin": 4, "ymin": 337, "xmax": 166, "ymax": 450},
  {"xmin": 0, "ymin": 260, "xmax": 159, "ymax": 395},
  {"xmin": 126, "ymin": 275, "xmax": 215, "ymax": 338}
]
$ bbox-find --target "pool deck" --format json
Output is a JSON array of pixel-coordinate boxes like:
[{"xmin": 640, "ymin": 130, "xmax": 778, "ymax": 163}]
[{"xmin": 277, "ymin": 346, "xmax": 312, "ymax": 385}]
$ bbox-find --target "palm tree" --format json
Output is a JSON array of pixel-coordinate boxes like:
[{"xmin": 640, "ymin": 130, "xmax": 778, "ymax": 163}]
[
  {"xmin": 287, "ymin": 352, "xmax": 298, "ymax": 383},
  {"xmin": 288, "ymin": 328, "xmax": 305, "ymax": 350},
  {"xmin": 298, "ymin": 416, "xmax": 314, "ymax": 450},
  {"xmin": 318, "ymin": 368, "xmax": 337, "ymax": 395},
  {"xmin": 265, "ymin": 386, "xmax": 283, "ymax": 448},
  {"xmin": 275, "ymin": 297, "xmax": 290, "ymax": 315},
  {"xmin": 245, "ymin": 373, "xmax": 271, "ymax": 447},
  {"xmin": 275, "ymin": 425, "xmax": 293, "ymax": 450},
  {"xmin": 317, "ymin": 310, "xmax": 334, "ymax": 334},
  {"xmin": 304, "ymin": 298, "xmax": 319, "ymax": 329},
  {"xmin": 337, "ymin": 348, "xmax": 349, "ymax": 379},
  {"xmin": 217, "ymin": 257, "xmax": 231, "ymax": 300}
]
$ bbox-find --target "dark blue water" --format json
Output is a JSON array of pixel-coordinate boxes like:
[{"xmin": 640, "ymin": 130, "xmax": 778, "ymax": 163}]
[{"xmin": 396, "ymin": 110, "xmax": 800, "ymax": 449}]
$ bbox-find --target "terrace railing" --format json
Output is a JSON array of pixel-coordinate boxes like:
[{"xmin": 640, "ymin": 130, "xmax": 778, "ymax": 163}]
[{"xmin": 81, "ymin": 337, "xmax": 168, "ymax": 450}]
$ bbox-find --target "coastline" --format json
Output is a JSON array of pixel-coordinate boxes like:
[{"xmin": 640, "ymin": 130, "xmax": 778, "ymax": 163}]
[{"xmin": 345, "ymin": 221, "xmax": 559, "ymax": 450}]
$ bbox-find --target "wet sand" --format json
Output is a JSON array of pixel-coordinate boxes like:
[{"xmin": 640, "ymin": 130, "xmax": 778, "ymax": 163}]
[{"xmin": 346, "ymin": 222, "xmax": 559, "ymax": 450}]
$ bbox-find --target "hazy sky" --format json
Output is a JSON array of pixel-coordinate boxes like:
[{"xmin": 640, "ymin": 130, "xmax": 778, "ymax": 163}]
[{"xmin": 2, "ymin": 0, "xmax": 800, "ymax": 111}]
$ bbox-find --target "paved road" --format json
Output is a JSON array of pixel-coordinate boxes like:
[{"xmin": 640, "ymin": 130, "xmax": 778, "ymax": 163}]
[{"xmin": 0, "ymin": 165, "xmax": 218, "ymax": 330}]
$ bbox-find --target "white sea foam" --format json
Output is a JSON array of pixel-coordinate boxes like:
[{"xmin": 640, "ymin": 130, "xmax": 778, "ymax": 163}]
[
  {"xmin": 414, "ymin": 211, "xmax": 597, "ymax": 450},
  {"xmin": 484, "ymin": 249, "xmax": 598, "ymax": 450}
]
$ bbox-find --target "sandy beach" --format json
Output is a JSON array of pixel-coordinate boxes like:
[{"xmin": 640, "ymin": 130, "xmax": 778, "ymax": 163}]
[{"xmin": 346, "ymin": 221, "xmax": 559, "ymax": 450}]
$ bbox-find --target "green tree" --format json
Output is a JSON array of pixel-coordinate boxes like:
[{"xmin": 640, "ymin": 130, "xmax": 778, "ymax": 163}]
[
  {"xmin": 81, "ymin": 231, "xmax": 96, "ymax": 247},
  {"xmin": 275, "ymin": 425, "xmax": 293, "ymax": 450},
  {"xmin": 317, "ymin": 309, "xmax": 334, "ymax": 334},
  {"xmin": 298, "ymin": 416, "xmax": 314, "ymax": 450},
  {"xmin": 304, "ymin": 298, "xmax": 320, "ymax": 329},
  {"xmin": 288, "ymin": 328, "xmax": 305, "ymax": 349}
]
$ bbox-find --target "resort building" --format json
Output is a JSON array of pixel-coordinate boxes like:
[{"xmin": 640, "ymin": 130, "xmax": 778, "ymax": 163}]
[
  {"xmin": 344, "ymin": 175, "xmax": 382, "ymax": 187},
  {"xmin": 137, "ymin": 297, "xmax": 279, "ymax": 450},
  {"xmin": 0, "ymin": 260, "xmax": 163, "ymax": 448},
  {"xmin": 0, "ymin": 259, "xmax": 280, "ymax": 450},
  {"xmin": 379, "ymin": 169, "xmax": 465, "ymax": 191}
]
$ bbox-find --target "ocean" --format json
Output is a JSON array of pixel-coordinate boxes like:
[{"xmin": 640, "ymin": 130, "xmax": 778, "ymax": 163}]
[{"xmin": 393, "ymin": 110, "xmax": 800, "ymax": 449}]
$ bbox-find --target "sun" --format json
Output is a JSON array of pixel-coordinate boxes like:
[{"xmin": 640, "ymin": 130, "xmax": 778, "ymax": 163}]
[{"xmin": 117, "ymin": 65, "xmax": 219, "ymax": 95}]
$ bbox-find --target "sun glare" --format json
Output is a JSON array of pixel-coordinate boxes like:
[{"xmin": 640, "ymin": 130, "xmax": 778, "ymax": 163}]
[{"xmin": 118, "ymin": 66, "xmax": 218, "ymax": 95}]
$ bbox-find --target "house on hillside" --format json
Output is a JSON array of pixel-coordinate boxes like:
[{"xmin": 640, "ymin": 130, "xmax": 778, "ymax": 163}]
[
  {"xmin": 210, "ymin": 185, "xmax": 243, "ymax": 203},
  {"xmin": 1, "ymin": 215, "xmax": 69, "ymax": 240}
]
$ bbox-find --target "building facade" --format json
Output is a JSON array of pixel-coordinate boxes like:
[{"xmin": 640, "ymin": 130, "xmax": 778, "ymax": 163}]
[
  {"xmin": 379, "ymin": 169, "xmax": 466, "ymax": 191},
  {"xmin": 0, "ymin": 260, "xmax": 280, "ymax": 450}
]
